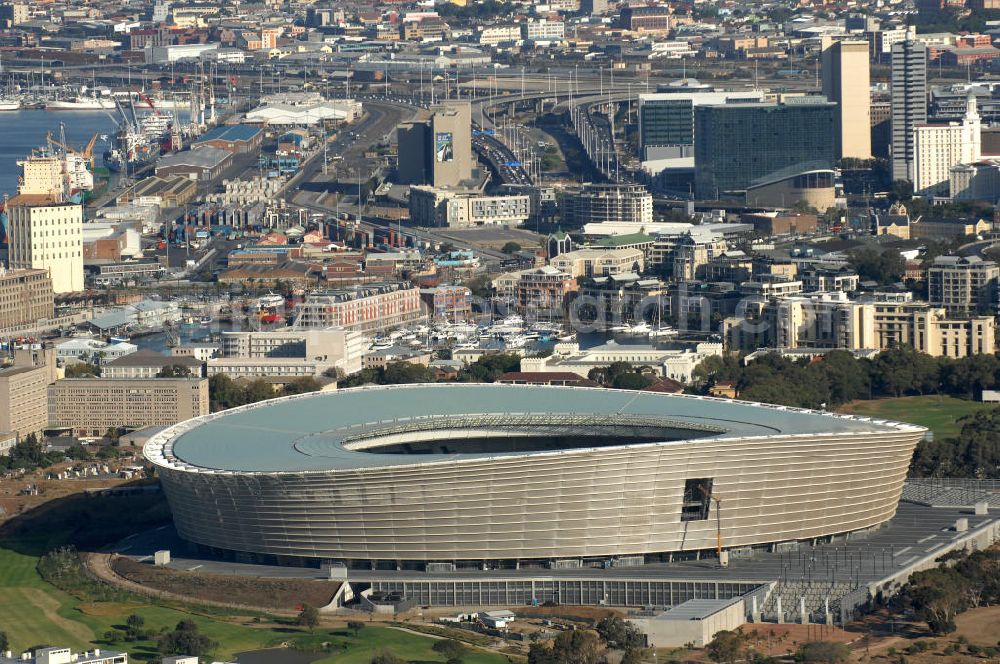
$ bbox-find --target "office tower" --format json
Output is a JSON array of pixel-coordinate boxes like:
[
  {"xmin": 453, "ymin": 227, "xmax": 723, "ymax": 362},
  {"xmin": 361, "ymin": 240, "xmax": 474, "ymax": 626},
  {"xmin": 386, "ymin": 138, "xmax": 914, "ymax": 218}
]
[
  {"xmin": 913, "ymin": 95, "xmax": 981, "ymax": 196},
  {"xmin": 429, "ymin": 101, "xmax": 473, "ymax": 187},
  {"xmin": 581, "ymin": 0, "xmax": 607, "ymax": 15},
  {"xmin": 6, "ymin": 196, "xmax": 84, "ymax": 293},
  {"xmin": 637, "ymin": 91, "xmax": 765, "ymax": 160},
  {"xmin": 693, "ymin": 99, "xmax": 836, "ymax": 207},
  {"xmin": 821, "ymin": 39, "xmax": 872, "ymax": 159},
  {"xmin": 396, "ymin": 101, "xmax": 473, "ymax": 188},
  {"xmin": 891, "ymin": 31, "xmax": 928, "ymax": 182}
]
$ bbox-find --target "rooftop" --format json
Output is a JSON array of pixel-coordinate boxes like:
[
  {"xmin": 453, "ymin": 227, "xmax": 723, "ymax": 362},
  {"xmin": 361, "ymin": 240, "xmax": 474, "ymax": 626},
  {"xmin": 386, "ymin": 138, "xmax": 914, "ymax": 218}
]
[{"xmin": 148, "ymin": 384, "xmax": 922, "ymax": 475}]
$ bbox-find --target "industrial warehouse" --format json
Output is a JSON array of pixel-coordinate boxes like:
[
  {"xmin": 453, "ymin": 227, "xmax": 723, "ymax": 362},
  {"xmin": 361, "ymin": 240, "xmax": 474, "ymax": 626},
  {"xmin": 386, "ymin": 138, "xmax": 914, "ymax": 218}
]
[{"xmin": 145, "ymin": 384, "xmax": 926, "ymax": 567}]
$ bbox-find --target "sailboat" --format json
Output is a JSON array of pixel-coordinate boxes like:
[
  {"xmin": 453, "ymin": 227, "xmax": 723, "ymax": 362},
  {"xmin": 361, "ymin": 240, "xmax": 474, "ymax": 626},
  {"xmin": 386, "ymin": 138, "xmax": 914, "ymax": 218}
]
[{"xmin": 0, "ymin": 54, "xmax": 19, "ymax": 111}]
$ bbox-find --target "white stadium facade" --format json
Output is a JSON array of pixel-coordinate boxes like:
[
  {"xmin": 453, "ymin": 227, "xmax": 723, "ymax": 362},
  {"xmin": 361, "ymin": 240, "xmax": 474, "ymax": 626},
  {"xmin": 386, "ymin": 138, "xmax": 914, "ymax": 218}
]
[{"xmin": 145, "ymin": 384, "xmax": 925, "ymax": 568}]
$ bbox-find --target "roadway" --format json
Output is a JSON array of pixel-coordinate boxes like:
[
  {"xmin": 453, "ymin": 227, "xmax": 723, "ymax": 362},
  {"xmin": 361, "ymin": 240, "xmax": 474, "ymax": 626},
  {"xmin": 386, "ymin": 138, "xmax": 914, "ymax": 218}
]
[{"xmin": 113, "ymin": 501, "xmax": 993, "ymax": 590}]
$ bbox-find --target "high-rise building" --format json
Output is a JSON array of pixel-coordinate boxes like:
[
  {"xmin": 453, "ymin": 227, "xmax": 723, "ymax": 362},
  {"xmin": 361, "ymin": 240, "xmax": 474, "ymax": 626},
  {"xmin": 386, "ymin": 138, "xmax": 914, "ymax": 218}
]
[
  {"xmin": 891, "ymin": 31, "xmax": 928, "ymax": 182},
  {"xmin": 927, "ymin": 255, "xmax": 998, "ymax": 317},
  {"xmin": 821, "ymin": 40, "xmax": 872, "ymax": 160},
  {"xmin": 637, "ymin": 91, "xmax": 764, "ymax": 160},
  {"xmin": 693, "ymin": 100, "xmax": 836, "ymax": 206},
  {"xmin": 581, "ymin": 0, "xmax": 607, "ymax": 15},
  {"xmin": 913, "ymin": 95, "xmax": 981, "ymax": 196},
  {"xmin": 5, "ymin": 195, "xmax": 84, "ymax": 294},
  {"xmin": 396, "ymin": 101, "xmax": 474, "ymax": 188}
]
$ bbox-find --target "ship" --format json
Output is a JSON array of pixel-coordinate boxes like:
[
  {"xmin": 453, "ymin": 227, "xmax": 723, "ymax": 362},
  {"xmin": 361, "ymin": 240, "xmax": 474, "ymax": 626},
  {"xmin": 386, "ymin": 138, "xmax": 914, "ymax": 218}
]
[
  {"xmin": 0, "ymin": 99, "xmax": 20, "ymax": 111},
  {"xmin": 103, "ymin": 97, "xmax": 162, "ymax": 173},
  {"xmin": 46, "ymin": 87, "xmax": 190, "ymax": 111},
  {"xmin": 16, "ymin": 126, "xmax": 97, "ymax": 201}
]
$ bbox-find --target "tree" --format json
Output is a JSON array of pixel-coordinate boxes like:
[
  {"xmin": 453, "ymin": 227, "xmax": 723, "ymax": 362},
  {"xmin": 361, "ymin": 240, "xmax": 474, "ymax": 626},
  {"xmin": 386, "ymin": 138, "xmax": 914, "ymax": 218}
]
[
  {"xmin": 550, "ymin": 630, "xmax": 606, "ymax": 664},
  {"xmin": 501, "ymin": 241, "xmax": 522, "ymax": 254},
  {"xmin": 0, "ymin": 632, "xmax": 8, "ymax": 653},
  {"xmin": 901, "ymin": 566, "xmax": 969, "ymax": 634},
  {"xmin": 297, "ymin": 605, "xmax": 320, "ymax": 631},
  {"xmin": 369, "ymin": 652, "xmax": 406, "ymax": 664},
  {"xmin": 125, "ymin": 613, "xmax": 145, "ymax": 638},
  {"xmin": 595, "ymin": 615, "xmax": 645, "ymax": 650},
  {"xmin": 382, "ymin": 361, "xmax": 436, "ymax": 384},
  {"xmin": 527, "ymin": 642, "xmax": 559, "ymax": 664},
  {"xmin": 64, "ymin": 363, "xmax": 101, "ymax": 378},
  {"xmin": 158, "ymin": 619, "xmax": 217, "ymax": 658},
  {"xmin": 796, "ymin": 641, "xmax": 850, "ymax": 663},
  {"xmin": 432, "ymin": 639, "xmax": 466, "ymax": 660},
  {"xmin": 848, "ymin": 245, "xmax": 906, "ymax": 285},
  {"xmin": 706, "ymin": 630, "xmax": 745, "ymax": 664},
  {"xmin": 157, "ymin": 364, "xmax": 192, "ymax": 378},
  {"xmin": 620, "ymin": 649, "xmax": 644, "ymax": 664},
  {"xmin": 280, "ymin": 377, "xmax": 323, "ymax": 396},
  {"xmin": 348, "ymin": 620, "xmax": 365, "ymax": 637}
]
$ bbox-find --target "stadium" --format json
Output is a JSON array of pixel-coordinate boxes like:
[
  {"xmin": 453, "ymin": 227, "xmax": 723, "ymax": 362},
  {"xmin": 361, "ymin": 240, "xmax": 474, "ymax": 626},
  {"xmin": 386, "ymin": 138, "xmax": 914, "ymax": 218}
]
[{"xmin": 145, "ymin": 384, "xmax": 925, "ymax": 568}]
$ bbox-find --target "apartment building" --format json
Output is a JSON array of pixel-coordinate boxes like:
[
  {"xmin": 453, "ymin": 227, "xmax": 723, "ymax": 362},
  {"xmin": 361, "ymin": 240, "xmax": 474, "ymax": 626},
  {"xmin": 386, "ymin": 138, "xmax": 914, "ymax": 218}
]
[
  {"xmin": 219, "ymin": 327, "xmax": 368, "ymax": 375},
  {"xmin": 522, "ymin": 19, "xmax": 565, "ymax": 41},
  {"xmin": 5, "ymin": 195, "xmax": 84, "ymax": 293},
  {"xmin": 0, "ymin": 267, "xmax": 54, "ymax": 331},
  {"xmin": 294, "ymin": 283, "xmax": 425, "ymax": 333},
  {"xmin": 549, "ymin": 248, "xmax": 645, "ymax": 278},
  {"xmin": 0, "ymin": 358, "xmax": 52, "ymax": 440},
  {"xmin": 101, "ymin": 350, "xmax": 204, "ymax": 379},
  {"xmin": 927, "ymin": 255, "xmax": 999, "ymax": 316},
  {"xmin": 569, "ymin": 184, "xmax": 653, "ymax": 226},
  {"xmin": 872, "ymin": 298, "xmax": 994, "ymax": 358},
  {"xmin": 408, "ymin": 187, "xmax": 531, "ymax": 227},
  {"xmin": 478, "ymin": 25, "xmax": 520, "ymax": 45},
  {"xmin": 48, "ymin": 377, "xmax": 209, "ymax": 438},
  {"xmin": 725, "ymin": 291, "xmax": 995, "ymax": 358},
  {"xmin": 515, "ymin": 266, "xmax": 578, "ymax": 316}
]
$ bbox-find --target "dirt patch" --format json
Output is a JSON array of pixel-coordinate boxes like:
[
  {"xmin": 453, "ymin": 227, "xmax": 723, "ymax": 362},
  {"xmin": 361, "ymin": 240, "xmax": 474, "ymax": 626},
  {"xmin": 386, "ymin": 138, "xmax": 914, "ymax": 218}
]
[
  {"xmin": 513, "ymin": 605, "xmax": 624, "ymax": 623},
  {"xmin": 112, "ymin": 556, "xmax": 341, "ymax": 611}
]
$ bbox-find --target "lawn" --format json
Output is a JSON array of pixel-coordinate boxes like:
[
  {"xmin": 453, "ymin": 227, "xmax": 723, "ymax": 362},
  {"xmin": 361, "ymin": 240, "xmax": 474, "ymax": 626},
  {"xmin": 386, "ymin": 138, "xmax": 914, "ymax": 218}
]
[
  {"xmin": 289, "ymin": 627, "xmax": 512, "ymax": 664},
  {"xmin": 838, "ymin": 395, "xmax": 996, "ymax": 440},
  {"xmin": 0, "ymin": 543, "xmax": 512, "ymax": 663}
]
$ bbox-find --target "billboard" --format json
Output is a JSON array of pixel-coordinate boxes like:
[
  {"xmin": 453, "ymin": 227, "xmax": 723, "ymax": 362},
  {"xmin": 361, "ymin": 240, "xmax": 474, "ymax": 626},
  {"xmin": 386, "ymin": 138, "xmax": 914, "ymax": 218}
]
[{"xmin": 435, "ymin": 132, "xmax": 454, "ymax": 162}]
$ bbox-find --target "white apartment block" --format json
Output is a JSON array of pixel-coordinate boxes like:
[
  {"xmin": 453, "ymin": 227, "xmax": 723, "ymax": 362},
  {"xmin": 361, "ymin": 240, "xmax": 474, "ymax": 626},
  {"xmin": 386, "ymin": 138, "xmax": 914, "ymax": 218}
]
[
  {"xmin": 6, "ymin": 197, "xmax": 84, "ymax": 293},
  {"xmin": 913, "ymin": 95, "xmax": 980, "ymax": 197},
  {"xmin": 478, "ymin": 25, "xmax": 520, "ymax": 45},
  {"xmin": 522, "ymin": 19, "xmax": 565, "ymax": 41},
  {"xmin": 409, "ymin": 186, "xmax": 531, "ymax": 227},
  {"xmin": 550, "ymin": 247, "xmax": 645, "ymax": 278}
]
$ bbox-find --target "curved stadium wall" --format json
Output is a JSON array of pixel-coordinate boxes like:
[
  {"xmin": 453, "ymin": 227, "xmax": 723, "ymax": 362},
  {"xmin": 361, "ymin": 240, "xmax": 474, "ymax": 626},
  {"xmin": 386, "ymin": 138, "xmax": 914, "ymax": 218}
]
[{"xmin": 145, "ymin": 384, "xmax": 924, "ymax": 565}]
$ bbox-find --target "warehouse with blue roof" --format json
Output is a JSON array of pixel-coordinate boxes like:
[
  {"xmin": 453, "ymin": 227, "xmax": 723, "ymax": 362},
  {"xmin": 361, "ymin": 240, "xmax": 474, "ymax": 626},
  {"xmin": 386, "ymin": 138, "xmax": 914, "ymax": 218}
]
[{"xmin": 193, "ymin": 124, "xmax": 264, "ymax": 153}]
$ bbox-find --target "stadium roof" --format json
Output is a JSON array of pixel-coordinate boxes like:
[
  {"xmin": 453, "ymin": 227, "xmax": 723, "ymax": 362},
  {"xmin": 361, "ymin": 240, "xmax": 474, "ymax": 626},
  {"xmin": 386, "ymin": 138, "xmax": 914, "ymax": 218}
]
[{"xmin": 155, "ymin": 384, "xmax": 922, "ymax": 474}]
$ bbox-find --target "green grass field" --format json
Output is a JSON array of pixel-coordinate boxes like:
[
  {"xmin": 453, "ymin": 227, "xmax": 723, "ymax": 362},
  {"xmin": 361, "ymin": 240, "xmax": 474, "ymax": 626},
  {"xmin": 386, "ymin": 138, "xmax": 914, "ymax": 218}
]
[
  {"xmin": 839, "ymin": 395, "xmax": 997, "ymax": 440},
  {"xmin": 0, "ymin": 544, "xmax": 511, "ymax": 663}
]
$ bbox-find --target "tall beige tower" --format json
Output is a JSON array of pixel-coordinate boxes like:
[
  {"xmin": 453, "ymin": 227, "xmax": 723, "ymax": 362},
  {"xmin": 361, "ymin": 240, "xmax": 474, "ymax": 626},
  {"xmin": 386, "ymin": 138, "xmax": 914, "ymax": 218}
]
[{"xmin": 822, "ymin": 39, "xmax": 872, "ymax": 160}]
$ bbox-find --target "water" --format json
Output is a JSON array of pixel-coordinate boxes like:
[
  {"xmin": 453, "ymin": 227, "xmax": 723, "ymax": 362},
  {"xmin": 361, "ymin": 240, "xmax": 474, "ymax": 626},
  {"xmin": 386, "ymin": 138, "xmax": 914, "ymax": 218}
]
[{"xmin": 0, "ymin": 110, "xmax": 121, "ymax": 198}]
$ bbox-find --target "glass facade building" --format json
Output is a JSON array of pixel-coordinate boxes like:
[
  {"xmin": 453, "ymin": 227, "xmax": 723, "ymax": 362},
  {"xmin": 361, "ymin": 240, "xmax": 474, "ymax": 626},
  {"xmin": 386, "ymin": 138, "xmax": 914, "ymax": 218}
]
[{"xmin": 693, "ymin": 100, "xmax": 836, "ymax": 199}]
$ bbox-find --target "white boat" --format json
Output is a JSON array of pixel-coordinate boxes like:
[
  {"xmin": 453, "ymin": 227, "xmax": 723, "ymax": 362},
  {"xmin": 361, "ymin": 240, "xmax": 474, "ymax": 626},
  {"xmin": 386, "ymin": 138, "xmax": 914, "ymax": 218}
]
[
  {"xmin": 0, "ymin": 99, "xmax": 20, "ymax": 111},
  {"xmin": 46, "ymin": 96, "xmax": 116, "ymax": 111},
  {"xmin": 648, "ymin": 326, "xmax": 677, "ymax": 339}
]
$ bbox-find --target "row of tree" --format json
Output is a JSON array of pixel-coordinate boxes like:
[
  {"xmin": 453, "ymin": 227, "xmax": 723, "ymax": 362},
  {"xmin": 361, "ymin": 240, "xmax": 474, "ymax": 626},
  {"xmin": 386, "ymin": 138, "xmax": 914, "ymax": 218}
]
[
  {"xmin": 694, "ymin": 348, "xmax": 1000, "ymax": 478},
  {"xmin": 695, "ymin": 347, "xmax": 1000, "ymax": 407},
  {"xmin": 527, "ymin": 616, "xmax": 646, "ymax": 664},
  {"xmin": 207, "ymin": 374, "xmax": 323, "ymax": 411},
  {"xmin": 894, "ymin": 547, "xmax": 1000, "ymax": 637}
]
